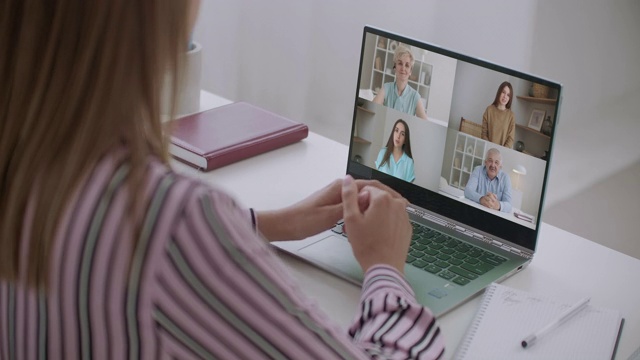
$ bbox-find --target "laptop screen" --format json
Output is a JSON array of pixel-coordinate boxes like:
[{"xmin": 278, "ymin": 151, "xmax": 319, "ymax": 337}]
[{"xmin": 347, "ymin": 26, "xmax": 562, "ymax": 252}]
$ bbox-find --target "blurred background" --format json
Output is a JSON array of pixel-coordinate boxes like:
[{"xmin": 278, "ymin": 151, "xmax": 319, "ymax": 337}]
[{"xmin": 193, "ymin": 0, "xmax": 640, "ymax": 259}]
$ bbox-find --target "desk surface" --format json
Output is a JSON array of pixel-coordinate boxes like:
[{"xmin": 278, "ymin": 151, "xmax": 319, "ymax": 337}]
[{"xmin": 171, "ymin": 92, "xmax": 640, "ymax": 359}]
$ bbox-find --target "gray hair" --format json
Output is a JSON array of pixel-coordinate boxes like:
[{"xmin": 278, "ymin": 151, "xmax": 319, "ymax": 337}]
[
  {"xmin": 486, "ymin": 148, "xmax": 502, "ymax": 161},
  {"xmin": 393, "ymin": 45, "xmax": 415, "ymax": 68}
]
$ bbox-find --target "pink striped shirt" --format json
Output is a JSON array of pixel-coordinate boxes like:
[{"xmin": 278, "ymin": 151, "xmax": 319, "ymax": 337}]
[{"xmin": 0, "ymin": 151, "xmax": 445, "ymax": 359}]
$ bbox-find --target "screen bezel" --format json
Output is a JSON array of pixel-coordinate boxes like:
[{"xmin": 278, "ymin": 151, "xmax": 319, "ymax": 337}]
[{"xmin": 347, "ymin": 26, "xmax": 562, "ymax": 251}]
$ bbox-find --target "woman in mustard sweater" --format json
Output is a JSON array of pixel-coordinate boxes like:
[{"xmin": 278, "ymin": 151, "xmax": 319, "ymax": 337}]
[{"xmin": 482, "ymin": 81, "xmax": 515, "ymax": 148}]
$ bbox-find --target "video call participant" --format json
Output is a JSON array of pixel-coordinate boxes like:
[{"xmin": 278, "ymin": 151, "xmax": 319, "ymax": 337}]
[
  {"xmin": 375, "ymin": 119, "xmax": 415, "ymax": 183},
  {"xmin": 482, "ymin": 81, "xmax": 515, "ymax": 148},
  {"xmin": 373, "ymin": 45, "xmax": 428, "ymax": 120},
  {"xmin": 464, "ymin": 148, "xmax": 513, "ymax": 213}
]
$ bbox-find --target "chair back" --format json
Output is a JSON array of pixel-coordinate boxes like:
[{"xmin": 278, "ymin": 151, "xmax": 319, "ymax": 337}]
[{"xmin": 459, "ymin": 117, "xmax": 482, "ymax": 138}]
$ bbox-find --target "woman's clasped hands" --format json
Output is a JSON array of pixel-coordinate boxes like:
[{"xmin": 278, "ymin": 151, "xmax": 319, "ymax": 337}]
[
  {"xmin": 341, "ymin": 175, "xmax": 412, "ymax": 274},
  {"xmin": 257, "ymin": 175, "xmax": 412, "ymax": 274}
]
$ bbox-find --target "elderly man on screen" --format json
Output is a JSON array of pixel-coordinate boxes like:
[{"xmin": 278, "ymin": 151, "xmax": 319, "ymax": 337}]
[{"xmin": 464, "ymin": 148, "xmax": 512, "ymax": 213}]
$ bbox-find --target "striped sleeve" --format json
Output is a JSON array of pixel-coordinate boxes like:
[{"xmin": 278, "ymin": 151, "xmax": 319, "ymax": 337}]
[
  {"xmin": 148, "ymin": 183, "xmax": 367, "ymax": 359},
  {"xmin": 348, "ymin": 265, "xmax": 446, "ymax": 360},
  {"xmin": 147, "ymin": 178, "xmax": 444, "ymax": 359},
  {"xmin": 0, "ymin": 153, "xmax": 446, "ymax": 359}
]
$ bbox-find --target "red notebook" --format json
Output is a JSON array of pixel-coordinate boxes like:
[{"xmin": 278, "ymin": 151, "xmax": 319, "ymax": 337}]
[{"xmin": 169, "ymin": 102, "xmax": 309, "ymax": 171}]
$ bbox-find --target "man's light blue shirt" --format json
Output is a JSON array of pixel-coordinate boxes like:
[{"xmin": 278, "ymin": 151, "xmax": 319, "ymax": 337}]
[
  {"xmin": 375, "ymin": 148, "xmax": 415, "ymax": 183},
  {"xmin": 464, "ymin": 165, "xmax": 512, "ymax": 213}
]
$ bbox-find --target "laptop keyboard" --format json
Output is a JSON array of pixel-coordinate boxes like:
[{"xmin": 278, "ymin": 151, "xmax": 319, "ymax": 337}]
[
  {"xmin": 331, "ymin": 221, "xmax": 507, "ymax": 286},
  {"xmin": 408, "ymin": 222, "xmax": 508, "ymax": 285}
]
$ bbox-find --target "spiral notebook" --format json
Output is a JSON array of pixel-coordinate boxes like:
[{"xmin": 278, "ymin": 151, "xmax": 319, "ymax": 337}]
[{"xmin": 454, "ymin": 283, "xmax": 624, "ymax": 360}]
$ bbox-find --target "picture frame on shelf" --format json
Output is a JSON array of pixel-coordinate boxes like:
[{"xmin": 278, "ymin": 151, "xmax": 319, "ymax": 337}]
[{"xmin": 528, "ymin": 109, "xmax": 546, "ymax": 131}]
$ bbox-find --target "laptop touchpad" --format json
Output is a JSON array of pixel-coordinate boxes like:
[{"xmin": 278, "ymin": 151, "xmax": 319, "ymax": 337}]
[{"xmin": 298, "ymin": 235, "xmax": 364, "ymax": 282}]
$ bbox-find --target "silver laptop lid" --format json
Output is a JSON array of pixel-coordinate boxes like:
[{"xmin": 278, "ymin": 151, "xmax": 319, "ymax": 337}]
[{"xmin": 347, "ymin": 26, "xmax": 562, "ymax": 254}]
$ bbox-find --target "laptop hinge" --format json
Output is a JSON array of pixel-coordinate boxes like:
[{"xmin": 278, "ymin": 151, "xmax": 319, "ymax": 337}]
[{"xmin": 406, "ymin": 206, "xmax": 533, "ymax": 259}]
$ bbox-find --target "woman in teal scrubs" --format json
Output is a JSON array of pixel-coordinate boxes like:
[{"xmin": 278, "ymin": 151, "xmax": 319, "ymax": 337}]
[
  {"xmin": 372, "ymin": 45, "xmax": 427, "ymax": 120},
  {"xmin": 375, "ymin": 119, "xmax": 415, "ymax": 182}
]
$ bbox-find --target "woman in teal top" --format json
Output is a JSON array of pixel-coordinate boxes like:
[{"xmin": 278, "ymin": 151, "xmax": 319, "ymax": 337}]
[
  {"xmin": 375, "ymin": 119, "xmax": 415, "ymax": 182},
  {"xmin": 373, "ymin": 45, "xmax": 428, "ymax": 120}
]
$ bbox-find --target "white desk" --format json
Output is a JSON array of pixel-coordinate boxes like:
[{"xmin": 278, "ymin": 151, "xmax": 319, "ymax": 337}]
[{"xmin": 171, "ymin": 92, "xmax": 640, "ymax": 359}]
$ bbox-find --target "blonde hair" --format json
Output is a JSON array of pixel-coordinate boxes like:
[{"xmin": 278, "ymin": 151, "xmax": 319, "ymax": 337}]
[
  {"xmin": 0, "ymin": 1, "xmax": 189, "ymax": 285},
  {"xmin": 393, "ymin": 45, "xmax": 415, "ymax": 69}
]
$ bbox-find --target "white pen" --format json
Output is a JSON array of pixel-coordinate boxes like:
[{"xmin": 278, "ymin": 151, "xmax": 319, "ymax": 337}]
[{"xmin": 521, "ymin": 297, "xmax": 591, "ymax": 348}]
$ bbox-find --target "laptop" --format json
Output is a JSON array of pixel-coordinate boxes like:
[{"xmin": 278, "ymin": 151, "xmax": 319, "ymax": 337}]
[{"xmin": 273, "ymin": 26, "xmax": 562, "ymax": 316}]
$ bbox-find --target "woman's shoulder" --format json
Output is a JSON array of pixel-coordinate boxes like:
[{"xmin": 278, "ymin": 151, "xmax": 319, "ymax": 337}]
[
  {"xmin": 483, "ymin": 105, "xmax": 494, "ymax": 117},
  {"xmin": 141, "ymin": 159, "xmax": 250, "ymax": 241},
  {"xmin": 93, "ymin": 150, "xmax": 244, "ymax": 224},
  {"xmin": 409, "ymin": 86, "xmax": 420, "ymax": 99},
  {"xmin": 403, "ymin": 152, "xmax": 414, "ymax": 163},
  {"xmin": 375, "ymin": 148, "xmax": 387, "ymax": 165},
  {"xmin": 135, "ymin": 157, "xmax": 239, "ymax": 221}
]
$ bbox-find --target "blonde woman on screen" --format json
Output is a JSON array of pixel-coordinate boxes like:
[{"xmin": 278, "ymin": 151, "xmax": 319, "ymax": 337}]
[{"xmin": 373, "ymin": 45, "xmax": 428, "ymax": 120}]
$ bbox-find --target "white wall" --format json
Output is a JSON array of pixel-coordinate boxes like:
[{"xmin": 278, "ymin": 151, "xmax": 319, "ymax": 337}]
[
  {"xmin": 425, "ymin": 51, "xmax": 457, "ymax": 124},
  {"xmin": 193, "ymin": 0, "xmax": 541, "ymax": 168},
  {"xmin": 194, "ymin": 0, "xmax": 440, "ymax": 145},
  {"xmin": 193, "ymin": 1, "xmax": 640, "ymax": 251},
  {"xmin": 529, "ymin": 0, "xmax": 640, "ymax": 207}
]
